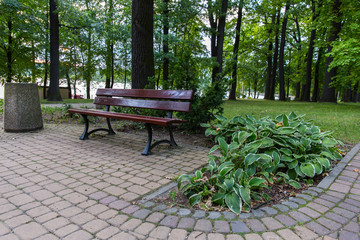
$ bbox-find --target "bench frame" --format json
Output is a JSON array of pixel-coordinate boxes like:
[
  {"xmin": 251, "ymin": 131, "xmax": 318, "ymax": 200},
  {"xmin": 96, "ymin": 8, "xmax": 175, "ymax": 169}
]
[{"xmin": 68, "ymin": 89, "xmax": 193, "ymax": 155}]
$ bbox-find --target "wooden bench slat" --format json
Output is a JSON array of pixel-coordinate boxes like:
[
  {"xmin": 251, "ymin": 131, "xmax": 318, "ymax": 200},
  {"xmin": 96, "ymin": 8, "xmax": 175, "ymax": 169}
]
[
  {"xmin": 96, "ymin": 88, "xmax": 194, "ymax": 100},
  {"xmin": 94, "ymin": 97, "xmax": 191, "ymax": 112},
  {"xmin": 68, "ymin": 109, "xmax": 185, "ymax": 126}
]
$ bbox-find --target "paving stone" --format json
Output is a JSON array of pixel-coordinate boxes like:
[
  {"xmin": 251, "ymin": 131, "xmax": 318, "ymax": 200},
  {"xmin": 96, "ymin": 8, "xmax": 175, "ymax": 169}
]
[
  {"xmin": 146, "ymin": 212, "xmax": 166, "ymax": 223},
  {"xmin": 208, "ymin": 211, "xmax": 222, "ymax": 219},
  {"xmin": 246, "ymin": 219, "xmax": 267, "ymax": 232},
  {"xmin": 108, "ymin": 199, "xmax": 130, "ymax": 210},
  {"xmin": 308, "ymin": 187, "xmax": 324, "ymax": 193},
  {"xmin": 0, "ymin": 234, "xmax": 19, "ymax": 240},
  {"xmin": 13, "ymin": 222, "xmax": 48, "ymax": 239},
  {"xmin": 345, "ymin": 198, "xmax": 360, "ymax": 208},
  {"xmin": 169, "ymin": 229, "xmax": 188, "ymax": 240},
  {"xmin": 226, "ymin": 234, "xmax": 244, "ymax": 240},
  {"xmin": 288, "ymin": 210, "xmax": 312, "ymax": 223},
  {"xmin": 0, "ymin": 223, "xmax": 9, "ymax": 235},
  {"xmin": 275, "ymin": 214, "xmax": 297, "ymax": 226},
  {"xmin": 35, "ymin": 233, "xmax": 60, "ymax": 240},
  {"xmin": 305, "ymin": 221, "xmax": 331, "ymax": 235},
  {"xmin": 164, "ymin": 207, "xmax": 178, "ymax": 214},
  {"xmin": 193, "ymin": 210, "xmax": 206, "ymax": 218},
  {"xmin": 120, "ymin": 218, "xmax": 142, "ymax": 231},
  {"xmin": 261, "ymin": 217, "xmax": 283, "ymax": 230},
  {"xmin": 99, "ymin": 196, "xmax": 117, "ymax": 205},
  {"xmin": 5, "ymin": 215, "xmax": 32, "ymax": 228},
  {"xmin": 107, "ymin": 214, "xmax": 129, "ymax": 226},
  {"xmin": 178, "ymin": 208, "xmax": 191, "ymax": 216},
  {"xmin": 153, "ymin": 204, "xmax": 167, "ymax": 211},
  {"xmin": 83, "ymin": 219, "xmax": 109, "ymax": 234},
  {"xmin": 298, "ymin": 207, "xmax": 322, "ymax": 218},
  {"xmin": 109, "ymin": 232, "xmax": 137, "ymax": 240},
  {"xmin": 149, "ymin": 226, "xmax": 171, "ymax": 239},
  {"xmin": 272, "ymin": 204, "xmax": 289, "ymax": 213},
  {"xmin": 324, "ymin": 212, "xmax": 349, "ymax": 224},
  {"xmin": 261, "ymin": 207, "xmax": 278, "ymax": 216},
  {"xmin": 238, "ymin": 213, "xmax": 252, "ymax": 219},
  {"xmin": 160, "ymin": 215, "xmax": 179, "ymax": 228},
  {"xmin": 208, "ymin": 233, "xmax": 226, "ymax": 240},
  {"xmin": 329, "ymin": 183, "xmax": 350, "ymax": 194},
  {"xmin": 214, "ymin": 220, "xmax": 230, "ymax": 233},
  {"xmin": 294, "ymin": 226, "xmax": 318, "ymax": 240},
  {"xmin": 332, "ymin": 207, "xmax": 357, "ymax": 219},
  {"xmin": 313, "ymin": 198, "xmax": 336, "ymax": 208},
  {"xmin": 223, "ymin": 211, "xmax": 237, "ymax": 220},
  {"xmin": 262, "ymin": 232, "xmax": 281, "ymax": 240},
  {"xmin": 276, "ymin": 229, "xmax": 301, "ymax": 240},
  {"xmin": 188, "ymin": 231, "xmax": 207, "ymax": 240},
  {"xmin": 290, "ymin": 197, "xmax": 307, "ymax": 205},
  {"xmin": 134, "ymin": 222, "xmax": 156, "ymax": 235},
  {"xmin": 343, "ymin": 220, "xmax": 360, "ymax": 233},
  {"xmin": 122, "ymin": 205, "xmax": 140, "ymax": 214},
  {"xmin": 297, "ymin": 194, "xmax": 313, "ymax": 201},
  {"xmin": 244, "ymin": 233, "xmax": 262, "ymax": 240},
  {"xmin": 95, "ymin": 226, "xmax": 120, "ymax": 240},
  {"xmin": 54, "ymin": 224, "xmax": 79, "ymax": 238},
  {"xmin": 339, "ymin": 230, "xmax": 359, "ymax": 240},
  {"xmin": 338, "ymin": 202, "xmax": 360, "ymax": 213},
  {"xmin": 177, "ymin": 217, "xmax": 195, "ymax": 229},
  {"xmin": 251, "ymin": 209, "xmax": 265, "ymax": 218},
  {"xmin": 43, "ymin": 217, "xmax": 70, "ymax": 231},
  {"xmin": 320, "ymin": 194, "xmax": 342, "ymax": 203},
  {"xmin": 194, "ymin": 219, "xmax": 213, "ymax": 233},
  {"xmin": 302, "ymin": 190, "xmax": 319, "ymax": 197},
  {"xmin": 143, "ymin": 201, "xmax": 155, "ymax": 208},
  {"xmin": 307, "ymin": 202, "xmax": 330, "ymax": 213},
  {"xmin": 317, "ymin": 217, "xmax": 343, "ymax": 231},
  {"xmin": 133, "ymin": 209, "xmax": 152, "ymax": 219},
  {"xmin": 282, "ymin": 201, "xmax": 299, "ymax": 209}
]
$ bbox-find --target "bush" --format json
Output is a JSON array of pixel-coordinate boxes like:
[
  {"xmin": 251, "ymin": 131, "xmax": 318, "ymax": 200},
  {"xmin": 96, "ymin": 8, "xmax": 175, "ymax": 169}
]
[
  {"xmin": 0, "ymin": 99, "xmax": 3, "ymax": 114},
  {"xmin": 177, "ymin": 112, "xmax": 343, "ymax": 214}
]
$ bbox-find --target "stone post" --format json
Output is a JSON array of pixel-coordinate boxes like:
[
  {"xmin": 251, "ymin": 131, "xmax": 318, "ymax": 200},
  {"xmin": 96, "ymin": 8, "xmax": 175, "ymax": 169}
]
[{"xmin": 4, "ymin": 83, "xmax": 43, "ymax": 132}]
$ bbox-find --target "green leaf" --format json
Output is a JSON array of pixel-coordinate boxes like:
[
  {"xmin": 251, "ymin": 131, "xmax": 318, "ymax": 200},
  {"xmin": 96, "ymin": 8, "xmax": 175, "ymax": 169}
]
[
  {"xmin": 288, "ymin": 160, "xmax": 298, "ymax": 169},
  {"xmin": 177, "ymin": 175, "xmax": 192, "ymax": 189},
  {"xmin": 218, "ymin": 137, "xmax": 228, "ymax": 153},
  {"xmin": 209, "ymin": 145, "xmax": 220, "ymax": 154},
  {"xmin": 195, "ymin": 170, "xmax": 202, "ymax": 179},
  {"xmin": 280, "ymin": 148, "xmax": 292, "ymax": 156},
  {"xmin": 189, "ymin": 194, "xmax": 201, "ymax": 206},
  {"xmin": 313, "ymin": 162, "xmax": 323, "ymax": 175},
  {"xmin": 281, "ymin": 155, "xmax": 293, "ymax": 162},
  {"xmin": 277, "ymin": 127, "xmax": 296, "ymax": 135},
  {"xmin": 311, "ymin": 126, "xmax": 320, "ymax": 134},
  {"xmin": 322, "ymin": 137, "xmax": 338, "ymax": 147},
  {"xmin": 289, "ymin": 180, "xmax": 301, "ymax": 189},
  {"xmin": 244, "ymin": 154, "xmax": 261, "ymax": 166},
  {"xmin": 200, "ymin": 123, "xmax": 211, "ymax": 128},
  {"xmin": 219, "ymin": 162, "xmax": 234, "ymax": 176},
  {"xmin": 276, "ymin": 172, "xmax": 290, "ymax": 180},
  {"xmin": 238, "ymin": 185, "xmax": 251, "ymax": 205},
  {"xmin": 298, "ymin": 124, "xmax": 307, "ymax": 133},
  {"xmin": 288, "ymin": 112, "xmax": 298, "ymax": 120},
  {"xmin": 300, "ymin": 163, "xmax": 315, "ymax": 178},
  {"xmin": 215, "ymin": 115, "xmax": 228, "ymax": 122},
  {"xmin": 205, "ymin": 128, "xmax": 217, "ymax": 137},
  {"xmin": 225, "ymin": 192, "xmax": 242, "ymax": 214},
  {"xmin": 272, "ymin": 151, "xmax": 280, "ymax": 165},
  {"xmin": 287, "ymin": 169, "xmax": 297, "ymax": 179},
  {"xmin": 259, "ymin": 137, "xmax": 274, "ymax": 148},
  {"xmin": 282, "ymin": 114, "xmax": 289, "ymax": 127},
  {"xmin": 246, "ymin": 164, "xmax": 256, "ymax": 177},
  {"xmin": 234, "ymin": 168, "xmax": 243, "ymax": 182},
  {"xmin": 212, "ymin": 192, "xmax": 225, "ymax": 205},
  {"xmin": 237, "ymin": 131, "xmax": 250, "ymax": 144},
  {"xmin": 317, "ymin": 157, "xmax": 331, "ymax": 169},
  {"xmin": 249, "ymin": 177, "xmax": 266, "ymax": 187},
  {"xmin": 224, "ymin": 178, "xmax": 235, "ymax": 191},
  {"xmin": 321, "ymin": 151, "xmax": 336, "ymax": 160}
]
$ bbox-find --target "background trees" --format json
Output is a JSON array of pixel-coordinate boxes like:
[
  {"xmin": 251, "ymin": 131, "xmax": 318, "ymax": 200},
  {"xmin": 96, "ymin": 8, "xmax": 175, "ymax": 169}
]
[{"xmin": 0, "ymin": 0, "xmax": 359, "ymax": 106}]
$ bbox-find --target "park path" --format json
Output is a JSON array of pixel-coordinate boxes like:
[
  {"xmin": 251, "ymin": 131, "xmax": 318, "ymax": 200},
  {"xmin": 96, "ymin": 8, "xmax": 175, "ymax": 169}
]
[{"xmin": 0, "ymin": 122, "xmax": 359, "ymax": 240}]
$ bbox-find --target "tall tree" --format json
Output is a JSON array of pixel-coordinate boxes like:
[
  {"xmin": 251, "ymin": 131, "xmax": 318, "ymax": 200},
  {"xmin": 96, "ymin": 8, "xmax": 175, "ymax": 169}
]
[
  {"xmin": 131, "ymin": 0, "xmax": 155, "ymax": 89},
  {"xmin": 228, "ymin": 0, "xmax": 244, "ymax": 100},
  {"xmin": 321, "ymin": 0, "xmax": 342, "ymax": 102},
  {"xmin": 278, "ymin": 1, "xmax": 290, "ymax": 101},
  {"xmin": 47, "ymin": 0, "xmax": 62, "ymax": 101},
  {"xmin": 162, "ymin": 0, "xmax": 170, "ymax": 90},
  {"xmin": 105, "ymin": 0, "xmax": 114, "ymax": 89}
]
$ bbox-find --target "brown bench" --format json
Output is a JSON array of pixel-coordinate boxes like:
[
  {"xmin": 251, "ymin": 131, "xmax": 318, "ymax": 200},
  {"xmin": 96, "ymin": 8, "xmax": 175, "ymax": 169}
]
[{"xmin": 68, "ymin": 89, "xmax": 194, "ymax": 155}]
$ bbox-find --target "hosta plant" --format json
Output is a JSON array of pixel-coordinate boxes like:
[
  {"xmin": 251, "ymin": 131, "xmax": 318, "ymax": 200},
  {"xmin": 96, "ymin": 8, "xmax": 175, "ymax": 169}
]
[{"xmin": 177, "ymin": 112, "xmax": 343, "ymax": 214}]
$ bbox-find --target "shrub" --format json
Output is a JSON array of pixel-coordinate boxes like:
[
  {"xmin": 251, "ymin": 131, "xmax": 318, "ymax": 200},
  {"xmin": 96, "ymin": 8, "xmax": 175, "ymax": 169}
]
[
  {"xmin": 177, "ymin": 112, "xmax": 343, "ymax": 214},
  {"xmin": 0, "ymin": 99, "xmax": 3, "ymax": 114}
]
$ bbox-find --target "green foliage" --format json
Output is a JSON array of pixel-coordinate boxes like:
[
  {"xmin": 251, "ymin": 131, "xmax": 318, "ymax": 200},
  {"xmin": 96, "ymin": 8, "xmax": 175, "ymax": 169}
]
[
  {"xmin": 0, "ymin": 99, "xmax": 3, "ymax": 114},
  {"xmin": 178, "ymin": 112, "xmax": 343, "ymax": 214}
]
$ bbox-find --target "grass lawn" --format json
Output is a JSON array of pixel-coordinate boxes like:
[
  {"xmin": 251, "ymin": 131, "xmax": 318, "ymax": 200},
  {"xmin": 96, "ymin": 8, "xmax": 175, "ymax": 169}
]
[
  {"xmin": 222, "ymin": 99, "xmax": 360, "ymax": 145},
  {"xmin": 40, "ymin": 99, "xmax": 94, "ymax": 104}
]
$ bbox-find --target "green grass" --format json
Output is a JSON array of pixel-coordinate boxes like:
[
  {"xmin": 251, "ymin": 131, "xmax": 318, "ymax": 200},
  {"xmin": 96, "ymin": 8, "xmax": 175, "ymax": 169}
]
[
  {"xmin": 222, "ymin": 99, "xmax": 360, "ymax": 145},
  {"xmin": 40, "ymin": 99, "xmax": 93, "ymax": 104}
]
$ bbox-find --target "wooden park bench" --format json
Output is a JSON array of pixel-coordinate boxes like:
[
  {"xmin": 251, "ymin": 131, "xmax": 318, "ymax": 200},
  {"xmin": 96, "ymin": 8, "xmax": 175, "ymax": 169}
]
[{"xmin": 68, "ymin": 89, "xmax": 194, "ymax": 155}]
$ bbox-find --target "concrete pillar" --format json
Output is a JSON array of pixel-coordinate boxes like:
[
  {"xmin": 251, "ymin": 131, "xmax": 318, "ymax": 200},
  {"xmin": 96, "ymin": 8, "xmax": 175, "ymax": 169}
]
[{"xmin": 4, "ymin": 83, "xmax": 43, "ymax": 132}]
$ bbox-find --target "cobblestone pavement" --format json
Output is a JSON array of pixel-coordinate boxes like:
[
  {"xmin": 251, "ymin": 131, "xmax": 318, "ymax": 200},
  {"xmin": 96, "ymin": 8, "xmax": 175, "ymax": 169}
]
[{"xmin": 0, "ymin": 123, "xmax": 360, "ymax": 240}]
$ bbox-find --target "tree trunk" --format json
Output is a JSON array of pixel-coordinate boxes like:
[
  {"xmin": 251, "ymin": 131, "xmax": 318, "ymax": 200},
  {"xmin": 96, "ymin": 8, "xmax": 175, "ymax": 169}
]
[
  {"xmin": 321, "ymin": 0, "xmax": 342, "ymax": 103},
  {"xmin": 163, "ymin": 0, "xmax": 169, "ymax": 90},
  {"xmin": 270, "ymin": 9, "xmax": 281, "ymax": 100},
  {"xmin": 278, "ymin": 1, "xmax": 290, "ymax": 101},
  {"xmin": 105, "ymin": 0, "xmax": 113, "ymax": 89},
  {"xmin": 131, "ymin": 0, "xmax": 155, "ymax": 89},
  {"xmin": 43, "ymin": 49, "xmax": 48, "ymax": 99},
  {"xmin": 47, "ymin": 0, "xmax": 62, "ymax": 101},
  {"xmin": 312, "ymin": 47, "xmax": 323, "ymax": 102},
  {"xmin": 352, "ymin": 82, "xmax": 358, "ymax": 103},
  {"xmin": 65, "ymin": 70, "xmax": 72, "ymax": 99},
  {"xmin": 264, "ymin": 14, "xmax": 276, "ymax": 100},
  {"xmin": 228, "ymin": 0, "xmax": 244, "ymax": 100},
  {"xmin": 295, "ymin": 82, "xmax": 301, "ymax": 99},
  {"xmin": 6, "ymin": 19, "xmax": 12, "ymax": 83}
]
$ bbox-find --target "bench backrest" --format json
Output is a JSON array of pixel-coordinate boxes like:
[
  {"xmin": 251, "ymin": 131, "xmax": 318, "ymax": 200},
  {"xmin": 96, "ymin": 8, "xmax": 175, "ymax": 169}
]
[{"xmin": 93, "ymin": 89, "xmax": 194, "ymax": 112}]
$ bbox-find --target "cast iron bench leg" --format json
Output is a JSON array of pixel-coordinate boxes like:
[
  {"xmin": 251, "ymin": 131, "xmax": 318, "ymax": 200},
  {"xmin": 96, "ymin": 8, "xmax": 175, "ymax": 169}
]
[
  {"xmin": 106, "ymin": 118, "xmax": 116, "ymax": 135},
  {"xmin": 80, "ymin": 114, "xmax": 90, "ymax": 140},
  {"xmin": 79, "ymin": 115, "xmax": 116, "ymax": 140},
  {"xmin": 142, "ymin": 123, "xmax": 153, "ymax": 155}
]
